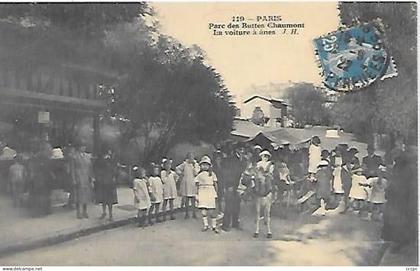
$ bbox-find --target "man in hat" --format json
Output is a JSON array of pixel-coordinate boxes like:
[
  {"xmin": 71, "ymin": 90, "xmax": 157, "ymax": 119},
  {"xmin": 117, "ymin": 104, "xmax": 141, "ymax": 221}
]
[
  {"xmin": 221, "ymin": 145, "xmax": 247, "ymax": 231},
  {"xmin": 362, "ymin": 145, "xmax": 383, "ymax": 178}
]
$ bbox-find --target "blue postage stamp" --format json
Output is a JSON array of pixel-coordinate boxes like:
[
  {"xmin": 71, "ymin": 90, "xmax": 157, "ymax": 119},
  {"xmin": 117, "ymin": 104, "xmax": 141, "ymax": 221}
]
[{"xmin": 314, "ymin": 20, "xmax": 397, "ymax": 92}]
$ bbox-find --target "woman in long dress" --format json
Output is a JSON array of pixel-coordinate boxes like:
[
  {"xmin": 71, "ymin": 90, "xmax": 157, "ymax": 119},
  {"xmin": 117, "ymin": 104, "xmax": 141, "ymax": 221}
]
[
  {"xmin": 72, "ymin": 144, "xmax": 94, "ymax": 219},
  {"xmin": 176, "ymin": 153, "xmax": 199, "ymax": 219},
  {"xmin": 95, "ymin": 150, "xmax": 118, "ymax": 221},
  {"xmin": 28, "ymin": 146, "xmax": 53, "ymax": 217}
]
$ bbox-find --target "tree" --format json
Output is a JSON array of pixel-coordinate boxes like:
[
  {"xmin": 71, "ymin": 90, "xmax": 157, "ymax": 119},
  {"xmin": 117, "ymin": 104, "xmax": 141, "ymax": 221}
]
[
  {"xmin": 285, "ymin": 83, "xmax": 331, "ymax": 127},
  {"xmin": 251, "ymin": 107, "xmax": 266, "ymax": 126},
  {"xmin": 103, "ymin": 20, "xmax": 236, "ymax": 163},
  {"xmin": 0, "ymin": 4, "xmax": 237, "ymax": 163},
  {"xmin": 337, "ymin": 2, "xmax": 417, "ymax": 145}
]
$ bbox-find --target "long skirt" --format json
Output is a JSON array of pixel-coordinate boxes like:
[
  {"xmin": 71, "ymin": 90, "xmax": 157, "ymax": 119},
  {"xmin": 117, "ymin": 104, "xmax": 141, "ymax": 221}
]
[
  {"xmin": 30, "ymin": 189, "xmax": 51, "ymax": 216},
  {"xmin": 74, "ymin": 182, "xmax": 93, "ymax": 205},
  {"xmin": 95, "ymin": 182, "xmax": 118, "ymax": 205}
]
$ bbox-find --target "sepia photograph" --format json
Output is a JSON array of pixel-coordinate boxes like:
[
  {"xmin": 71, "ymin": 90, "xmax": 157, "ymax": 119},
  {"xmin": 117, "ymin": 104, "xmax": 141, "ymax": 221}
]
[{"xmin": 0, "ymin": 1, "xmax": 417, "ymax": 267}]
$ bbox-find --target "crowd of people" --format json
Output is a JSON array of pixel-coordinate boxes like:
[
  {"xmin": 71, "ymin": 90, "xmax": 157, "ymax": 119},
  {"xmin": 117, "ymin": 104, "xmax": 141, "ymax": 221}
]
[
  {"xmin": 127, "ymin": 135, "xmax": 405, "ymax": 239},
  {"xmin": 3, "ymin": 135, "xmax": 417, "ymax": 249},
  {"xmin": 5, "ymin": 141, "xmax": 119, "ymax": 220}
]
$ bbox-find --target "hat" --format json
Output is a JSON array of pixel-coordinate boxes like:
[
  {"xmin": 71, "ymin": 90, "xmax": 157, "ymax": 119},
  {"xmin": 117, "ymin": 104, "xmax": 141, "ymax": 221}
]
[
  {"xmin": 161, "ymin": 158, "xmax": 173, "ymax": 166},
  {"xmin": 132, "ymin": 165, "xmax": 139, "ymax": 171},
  {"xmin": 349, "ymin": 147, "xmax": 359, "ymax": 153},
  {"xmin": 51, "ymin": 148, "xmax": 64, "ymax": 159},
  {"xmin": 254, "ymin": 145, "xmax": 263, "ymax": 150},
  {"xmin": 259, "ymin": 150, "xmax": 271, "ymax": 158},
  {"xmin": 199, "ymin": 155, "xmax": 212, "ymax": 166},
  {"xmin": 317, "ymin": 160, "xmax": 329, "ymax": 167}
]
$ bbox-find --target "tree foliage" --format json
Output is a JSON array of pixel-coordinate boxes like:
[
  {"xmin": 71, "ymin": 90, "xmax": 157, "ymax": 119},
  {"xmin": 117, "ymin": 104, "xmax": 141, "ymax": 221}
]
[
  {"xmin": 104, "ymin": 20, "xmax": 235, "ymax": 162},
  {"xmin": 251, "ymin": 107, "xmax": 265, "ymax": 126},
  {"xmin": 336, "ymin": 2, "xmax": 417, "ymax": 145},
  {"xmin": 0, "ymin": 4, "xmax": 236, "ymax": 162},
  {"xmin": 285, "ymin": 83, "xmax": 331, "ymax": 127}
]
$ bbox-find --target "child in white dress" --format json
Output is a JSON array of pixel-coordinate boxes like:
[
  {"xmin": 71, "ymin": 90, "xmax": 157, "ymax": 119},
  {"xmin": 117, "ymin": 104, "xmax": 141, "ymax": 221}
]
[
  {"xmin": 195, "ymin": 156, "xmax": 219, "ymax": 233},
  {"xmin": 161, "ymin": 158, "xmax": 178, "ymax": 221},
  {"xmin": 332, "ymin": 152, "xmax": 344, "ymax": 208},
  {"xmin": 132, "ymin": 166, "xmax": 151, "ymax": 228},
  {"xmin": 366, "ymin": 166, "xmax": 388, "ymax": 221},
  {"xmin": 349, "ymin": 167, "xmax": 368, "ymax": 215},
  {"xmin": 148, "ymin": 164, "xmax": 164, "ymax": 224}
]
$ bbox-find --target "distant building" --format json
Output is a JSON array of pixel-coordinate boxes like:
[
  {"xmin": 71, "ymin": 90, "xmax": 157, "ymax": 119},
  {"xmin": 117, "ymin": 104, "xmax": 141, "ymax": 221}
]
[{"xmin": 242, "ymin": 96, "xmax": 289, "ymax": 127}]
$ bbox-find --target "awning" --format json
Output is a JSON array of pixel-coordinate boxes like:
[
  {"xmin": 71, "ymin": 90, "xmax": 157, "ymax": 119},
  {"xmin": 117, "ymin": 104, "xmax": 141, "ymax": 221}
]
[{"xmin": 0, "ymin": 87, "xmax": 105, "ymax": 114}]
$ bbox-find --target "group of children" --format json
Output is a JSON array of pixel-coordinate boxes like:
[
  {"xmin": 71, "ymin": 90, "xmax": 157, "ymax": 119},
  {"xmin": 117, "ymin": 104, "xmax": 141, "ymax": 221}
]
[
  {"xmin": 132, "ymin": 155, "xmax": 221, "ymax": 233},
  {"xmin": 132, "ymin": 158, "xmax": 178, "ymax": 227},
  {"xmin": 312, "ymin": 144, "xmax": 388, "ymax": 220}
]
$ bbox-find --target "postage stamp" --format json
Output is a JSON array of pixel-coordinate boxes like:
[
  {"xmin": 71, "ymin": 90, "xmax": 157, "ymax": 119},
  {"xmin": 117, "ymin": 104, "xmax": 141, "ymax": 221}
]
[{"xmin": 314, "ymin": 20, "xmax": 398, "ymax": 92}]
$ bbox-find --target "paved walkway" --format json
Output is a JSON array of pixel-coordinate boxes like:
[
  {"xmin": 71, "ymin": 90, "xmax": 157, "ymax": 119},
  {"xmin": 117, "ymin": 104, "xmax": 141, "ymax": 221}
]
[
  {"xmin": 0, "ymin": 201, "xmax": 388, "ymax": 266},
  {"xmin": 0, "ymin": 187, "xmax": 416, "ymax": 265},
  {"xmin": 0, "ymin": 186, "xmax": 179, "ymax": 254}
]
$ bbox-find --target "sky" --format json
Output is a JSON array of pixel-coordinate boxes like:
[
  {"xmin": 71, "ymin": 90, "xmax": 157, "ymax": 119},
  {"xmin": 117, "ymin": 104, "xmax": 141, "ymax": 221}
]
[{"xmin": 153, "ymin": 2, "xmax": 340, "ymax": 101}]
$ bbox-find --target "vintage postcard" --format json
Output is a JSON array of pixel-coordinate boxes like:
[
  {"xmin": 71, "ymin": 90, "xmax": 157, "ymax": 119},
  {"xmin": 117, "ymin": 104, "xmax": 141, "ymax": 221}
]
[{"xmin": 0, "ymin": 1, "xmax": 417, "ymax": 268}]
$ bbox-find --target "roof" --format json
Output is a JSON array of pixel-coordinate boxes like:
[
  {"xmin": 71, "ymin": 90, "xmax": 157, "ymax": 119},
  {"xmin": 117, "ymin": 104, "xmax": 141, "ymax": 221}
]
[
  {"xmin": 243, "ymin": 95, "xmax": 290, "ymax": 107},
  {"xmin": 231, "ymin": 119, "xmax": 278, "ymax": 139},
  {"xmin": 230, "ymin": 120, "xmax": 368, "ymax": 155}
]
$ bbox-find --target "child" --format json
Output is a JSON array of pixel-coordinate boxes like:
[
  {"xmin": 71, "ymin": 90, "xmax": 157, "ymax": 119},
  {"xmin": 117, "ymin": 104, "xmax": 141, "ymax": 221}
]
[
  {"xmin": 315, "ymin": 160, "xmax": 333, "ymax": 216},
  {"xmin": 273, "ymin": 161, "xmax": 292, "ymax": 204},
  {"xmin": 132, "ymin": 166, "xmax": 151, "ymax": 228},
  {"xmin": 256, "ymin": 150, "xmax": 274, "ymax": 174},
  {"xmin": 366, "ymin": 165, "xmax": 388, "ymax": 221},
  {"xmin": 9, "ymin": 154, "xmax": 26, "ymax": 207},
  {"xmin": 349, "ymin": 167, "xmax": 368, "ymax": 215},
  {"xmin": 148, "ymin": 163, "xmax": 164, "ymax": 224},
  {"xmin": 321, "ymin": 150, "xmax": 331, "ymax": 164},
  {"xmin": 308, "ymin": 136, "xmax": 322, "ymax": 177},
  {"xmin": 238, "ymin": 159, "xmax": 256, "ymax": 201},
  {"xmin": 176, "ymin": 153, "xmax": 200, "ymax": 219},
  {"xmin": 332, "ymin": 150, "xmax": 344, "ymax": 205},
  {"xmin": 253, "ymin": 166, "xmax": 273, "ymax": 238},
  {"xmin": 161, "ymin": 158, "xmax": 178, "ymax": 221},
  {"xmin": 195, "ymin": 156, "xmax": 219, "ymax": 233}
]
